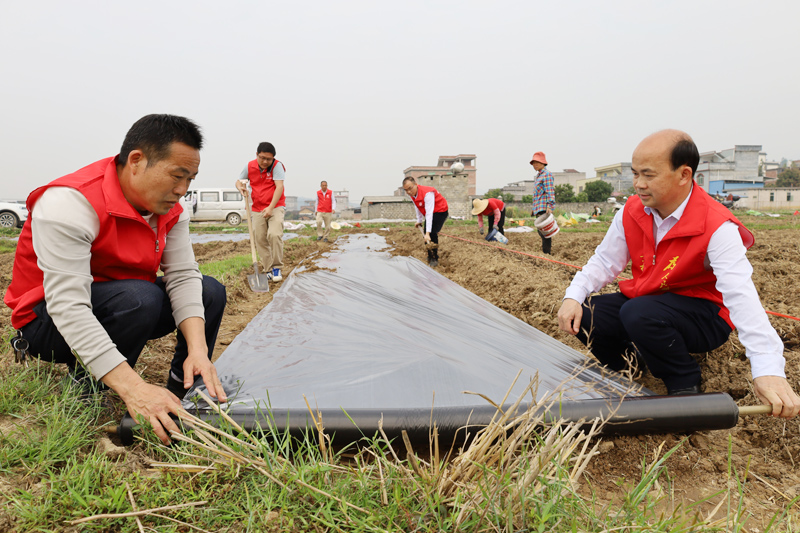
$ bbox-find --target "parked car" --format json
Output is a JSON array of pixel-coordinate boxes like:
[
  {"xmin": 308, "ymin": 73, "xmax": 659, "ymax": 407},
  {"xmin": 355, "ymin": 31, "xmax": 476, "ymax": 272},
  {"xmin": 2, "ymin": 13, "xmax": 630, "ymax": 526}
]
[
  {"xmin": 0, "ymin": 201, "xmax": 28, "ymax": 228},
  {"xmin": 185, "ymin": 188, "xmax": 246, "ymax": 225}
]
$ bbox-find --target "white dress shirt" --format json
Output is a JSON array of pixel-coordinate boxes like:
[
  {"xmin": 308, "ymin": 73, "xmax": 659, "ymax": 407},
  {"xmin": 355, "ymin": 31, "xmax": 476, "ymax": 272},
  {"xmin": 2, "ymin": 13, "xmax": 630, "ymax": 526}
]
[
  {"xmin": 412, "ymin": 191, "xmax": 436, "ymax": 233},
  {"xmin": 564, "ymin": 187, "xmax": 785, "ymax": 379}
]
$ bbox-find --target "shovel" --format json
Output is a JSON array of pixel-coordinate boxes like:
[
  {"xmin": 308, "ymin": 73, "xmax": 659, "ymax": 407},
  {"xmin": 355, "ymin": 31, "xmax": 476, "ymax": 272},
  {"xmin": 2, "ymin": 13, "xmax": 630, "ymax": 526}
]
[{"xmin": 243, "ymin": 190, "xmax": 270, "ymax": 292}]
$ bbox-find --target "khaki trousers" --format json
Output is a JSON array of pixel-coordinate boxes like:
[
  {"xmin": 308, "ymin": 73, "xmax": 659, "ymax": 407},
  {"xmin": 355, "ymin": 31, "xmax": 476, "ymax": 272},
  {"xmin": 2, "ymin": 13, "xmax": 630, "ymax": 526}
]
[
  {"xmin": 252, "ymin": 207, "xmax": 285, "ymax": 271},
  {"xmin": 316, "ymin": 212, "xmax": 332, "ymax": 239}
]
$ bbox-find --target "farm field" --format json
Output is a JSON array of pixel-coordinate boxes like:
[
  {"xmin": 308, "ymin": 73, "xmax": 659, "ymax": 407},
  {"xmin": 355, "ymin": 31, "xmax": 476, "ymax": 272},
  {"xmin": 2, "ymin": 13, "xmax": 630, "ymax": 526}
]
[{"xmin": 1, "ymin": 213, "xmax": 799, "ymax": 531}]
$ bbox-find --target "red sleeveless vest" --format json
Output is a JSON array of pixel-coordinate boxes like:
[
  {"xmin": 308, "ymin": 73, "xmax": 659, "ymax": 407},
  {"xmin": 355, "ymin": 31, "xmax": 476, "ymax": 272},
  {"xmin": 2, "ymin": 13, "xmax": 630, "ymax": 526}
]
[
  {"xmin": 619, "ymin": 185, "xmax": 754, "ymax": 328},
  {"xmin": 412, "ymin": 185, "xmax": 448, "ymax": 215},
  {"xmin": 247, "ymin": 159, "xmax": 286, "ymax": 211},
  {"xmin": 317, "ymin": 189, "xmax": 333, "ymax": 212},
  {"xmin": 4, "ymin": 157, "xmax": 183, "ymax": 329},
  {"xmin": 479, "ymin": 198, "xmax": 504, "ymax": 216}
]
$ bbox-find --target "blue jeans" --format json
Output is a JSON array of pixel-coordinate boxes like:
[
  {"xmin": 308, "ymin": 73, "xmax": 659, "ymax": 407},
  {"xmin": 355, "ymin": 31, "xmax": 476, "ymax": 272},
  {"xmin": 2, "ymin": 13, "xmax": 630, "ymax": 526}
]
[
  {"xmin": 21, "ymin": 276, "xmax": 226, "ymax": 382},
  {"xmin": 575, "ymin": 292, "xmax": 732, "ymax": 392}
]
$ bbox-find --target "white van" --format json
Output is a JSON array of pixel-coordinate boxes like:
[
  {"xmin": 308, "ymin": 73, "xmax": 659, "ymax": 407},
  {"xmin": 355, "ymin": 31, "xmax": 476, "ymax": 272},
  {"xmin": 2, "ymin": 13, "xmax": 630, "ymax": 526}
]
[{"xmin": 185, "ymin": 188, "xmax": 246, "ymax": 225}]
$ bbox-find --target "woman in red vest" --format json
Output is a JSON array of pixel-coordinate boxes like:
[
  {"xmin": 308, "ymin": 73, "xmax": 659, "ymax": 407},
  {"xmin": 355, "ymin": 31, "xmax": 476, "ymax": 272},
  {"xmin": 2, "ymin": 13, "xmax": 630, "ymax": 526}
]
[
  {"xmin": 402, "ymin": 177, "xmax": 449, "ymax": 267},
  {"xmin": 471, "ymin": 197, "xmax": 506, "ymax": 236}
]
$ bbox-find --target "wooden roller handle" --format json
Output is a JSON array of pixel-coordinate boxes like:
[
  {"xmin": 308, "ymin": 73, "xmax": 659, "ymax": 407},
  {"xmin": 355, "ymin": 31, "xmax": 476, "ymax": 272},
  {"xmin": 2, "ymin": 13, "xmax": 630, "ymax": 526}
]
[{"xmin": 738, "ymin": 405, "xmax": 774, "ymax": 416}]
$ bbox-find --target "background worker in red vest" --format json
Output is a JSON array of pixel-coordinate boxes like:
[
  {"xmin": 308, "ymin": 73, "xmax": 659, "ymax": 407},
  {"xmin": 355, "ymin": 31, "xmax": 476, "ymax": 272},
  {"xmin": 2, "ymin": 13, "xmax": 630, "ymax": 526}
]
[
  {"xmin": 235, "ymin": 142, "xmax": 286, "ymax": 281},
  {"xmin": 557, "ymin": 129, "xmax": 800, "ymax": 418},
  {"xmin": 4, "ymin": 114, "xmax": 229, "ymax": 444},
  {"xmin": 402, "ymin": 177, "xmax": 449, "ymax": 267},
  {"xmin": 471, "ymin": 197, "xmax": 506, "ymax": 236},
  {"xmin": 314, "ymin": 180, "xmax": 336, "ymax": 243}
]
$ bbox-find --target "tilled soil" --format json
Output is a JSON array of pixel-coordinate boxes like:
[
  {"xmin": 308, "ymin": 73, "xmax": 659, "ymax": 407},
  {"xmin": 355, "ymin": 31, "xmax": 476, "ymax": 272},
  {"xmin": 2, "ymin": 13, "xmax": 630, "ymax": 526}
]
[{"xmin": 1, "ymin": 217, "xmax": 799, "ymax": 526}]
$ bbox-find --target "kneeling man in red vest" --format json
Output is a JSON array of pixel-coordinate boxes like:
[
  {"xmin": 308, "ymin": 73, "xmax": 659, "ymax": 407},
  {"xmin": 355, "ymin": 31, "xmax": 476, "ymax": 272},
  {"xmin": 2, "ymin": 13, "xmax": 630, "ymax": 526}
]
[{"xmin": 557, "ymin": 129, "xmax": 799, "ymax": 419}]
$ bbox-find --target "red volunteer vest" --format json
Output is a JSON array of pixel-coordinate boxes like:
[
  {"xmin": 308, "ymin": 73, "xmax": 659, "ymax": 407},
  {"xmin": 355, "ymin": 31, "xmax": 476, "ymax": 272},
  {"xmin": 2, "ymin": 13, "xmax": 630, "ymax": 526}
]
[
  {"xmin": 479, "ymin": 198, "xmax": 505, "ymax": 216},
  {"xmin": 317, "ymin": 189, "xmax": 333, "ymax": 212},
  {"xmin": 619, "ymin": 184, "xmax": 754, "ymax": 329},
  {"xmin": 412, "ymin": 185, "xmax": 448, "ymax": 215},
  {"xmin": 4, "ymin": 157, "xmax": 183, "ymax": 329},
  {"xmin": 247, "ymin": 159, "xmax": 286, "ymax": 211}
]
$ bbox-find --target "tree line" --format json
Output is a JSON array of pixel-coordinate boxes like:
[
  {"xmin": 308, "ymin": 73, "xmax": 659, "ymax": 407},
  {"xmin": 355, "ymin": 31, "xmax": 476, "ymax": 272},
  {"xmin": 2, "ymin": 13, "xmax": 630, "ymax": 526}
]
[{"xmin": 772, "ymin": 167, "xmax": 800, "ymax": 188}]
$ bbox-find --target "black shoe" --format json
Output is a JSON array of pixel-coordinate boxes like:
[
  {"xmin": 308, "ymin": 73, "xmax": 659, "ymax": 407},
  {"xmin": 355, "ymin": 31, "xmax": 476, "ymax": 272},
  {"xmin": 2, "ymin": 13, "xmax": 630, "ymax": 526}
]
[
  {"xmin": 668, "ymin": 384, "xmax": 702, "ymax": 396},
  {"xmin": 323, "ymin": 238, "xmax": 329, "ymax": 242},
  {"xmin": 167, "ymin": 375, "xmax": 187, "ymax": 399},
  {"xmin": 316, "ymin": 236, "xmax": 322, "ymax": 241}
]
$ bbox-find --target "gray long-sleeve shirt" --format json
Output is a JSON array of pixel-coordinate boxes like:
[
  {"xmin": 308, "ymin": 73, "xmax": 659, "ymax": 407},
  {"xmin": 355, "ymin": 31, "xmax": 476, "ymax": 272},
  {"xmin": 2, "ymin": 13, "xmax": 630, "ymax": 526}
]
[{"xmin": 31, "ymin": 187, "xmax": 204, "ymax": 379}]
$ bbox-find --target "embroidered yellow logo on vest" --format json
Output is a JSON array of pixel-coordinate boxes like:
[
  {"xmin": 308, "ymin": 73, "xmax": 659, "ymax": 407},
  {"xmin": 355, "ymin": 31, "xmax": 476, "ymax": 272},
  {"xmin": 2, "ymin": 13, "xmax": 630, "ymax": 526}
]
[
  {"xmin": 639, "ymin": 255, "xmax": 645, "ymax": 272},
  {"xmin": 659, "ymin": 272, "xmax": 670, "ymax": 291},
  {"xmin": 663, "ymin": 256, "xmax": 679, "ymax": 271}
]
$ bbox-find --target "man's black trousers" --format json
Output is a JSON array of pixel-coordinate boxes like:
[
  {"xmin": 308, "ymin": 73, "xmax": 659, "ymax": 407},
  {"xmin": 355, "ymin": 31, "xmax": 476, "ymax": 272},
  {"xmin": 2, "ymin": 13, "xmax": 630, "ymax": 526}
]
[
  {"xmin": 575, "ymin": 292, "xmax": 732, "ymax": 393},
  {"xmin": 21, "ymin": 276, "xmax": 226, "ymax": 383}
]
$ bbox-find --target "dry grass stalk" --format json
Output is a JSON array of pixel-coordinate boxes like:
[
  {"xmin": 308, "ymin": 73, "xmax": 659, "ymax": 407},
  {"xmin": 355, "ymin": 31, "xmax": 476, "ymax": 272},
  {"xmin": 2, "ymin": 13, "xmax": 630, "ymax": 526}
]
[
  {"xmin": 193, "ymin": 390, "xmax": 261, "ymax": 448},
  {"xmin": 149, "ymin": 463, "xmax": 218, "ymax": 473},
  {"xmin": 125, "ymin": 482, "xmax": 145, "ymax": 533},
  {"xmin": 303, "ymin": 394, "xmax": 332, "ymax": 463},
  {"xmin": 376, "ymin": 455, "xmax": 389, "ymax": 506},
  {"xmin": 67, "ymin": 500, "xmax": 208, "ymax": 525},
  {"xmin": 401, "ymin": 430, "xmax": 428, "ymax": 481}
]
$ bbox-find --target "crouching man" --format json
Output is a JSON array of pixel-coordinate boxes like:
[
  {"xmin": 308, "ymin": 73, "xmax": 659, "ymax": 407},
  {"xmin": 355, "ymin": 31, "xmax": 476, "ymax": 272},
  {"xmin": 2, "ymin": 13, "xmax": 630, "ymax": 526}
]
[
  {"xmin": 557, "ymin": 129, "xmax": 799, "ymax": 418},
  {"xmin": 4, "ymin": 114, "xmax": 228, "ymax": 443}
]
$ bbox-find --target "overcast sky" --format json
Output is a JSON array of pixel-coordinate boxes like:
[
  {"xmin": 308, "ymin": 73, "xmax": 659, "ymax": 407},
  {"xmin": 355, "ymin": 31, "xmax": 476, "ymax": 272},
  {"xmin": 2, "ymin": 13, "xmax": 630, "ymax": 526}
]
[{"xmin": 1, "ymin": 0, "xmax": 798, "ymax": 205}]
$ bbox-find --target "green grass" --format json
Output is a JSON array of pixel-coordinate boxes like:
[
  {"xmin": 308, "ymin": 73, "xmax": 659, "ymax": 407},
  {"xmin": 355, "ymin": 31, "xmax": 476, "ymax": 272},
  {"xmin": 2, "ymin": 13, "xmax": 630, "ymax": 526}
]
[
  {"xmin": 1, "ymin": 359, "xmax": 795, "ymax": 532},
  {"xmin": 198, "ymin": 254, "xmax": 253, "ymax": 281},
  {"xmin": 0, "ymin": 240, "xmax": 16, "ymax": 254}
]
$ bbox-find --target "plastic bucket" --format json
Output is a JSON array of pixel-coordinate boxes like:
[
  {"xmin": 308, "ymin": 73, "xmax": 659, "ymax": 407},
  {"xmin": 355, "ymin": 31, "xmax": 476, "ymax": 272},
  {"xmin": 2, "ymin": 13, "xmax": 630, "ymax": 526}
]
[
  {"xmin": 485, "ymin": 228, "xmax": 509, "ymax": 244},
  {"xmin": 534, "ymin": 213, "xmax": 559, "ymax": 238}
]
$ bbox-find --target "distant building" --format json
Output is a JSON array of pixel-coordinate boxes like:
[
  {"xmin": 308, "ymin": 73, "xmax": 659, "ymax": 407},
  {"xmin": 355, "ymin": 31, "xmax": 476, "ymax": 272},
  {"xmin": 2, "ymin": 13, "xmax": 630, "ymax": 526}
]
[
  {"xmin": 284, "ymin": 196, "xmax": 298, "ymax": 211},
  {"xmin": 695, "ymin": 145, "xmax": 763, "ymax": 195},
  {"xmin": 362, "ymin": 172, "xmax": 470, "ymax": 220},
  {"xmin": 360, "ymin": 196, "xmax": 415, "ymax": 219},
  {"xmin": 334, "ymin": 189, "xmax": 349, "ymax": 209},
  {"xmin": 735, "ymin": 187, "xmax": 800, "ymax": 210},
  {"xmin": 403, "ymin": 154, "xmax": 476, "ymax": 196},
  {"xmin": 553, "ymin": 169, "xmax": 586, "ymax": 190},
  {"xmin": 594, "ymin": 163, "xmax": 633, "ymax": 195},
  {"xmin": 501, "ymin": 169, "xmax": 586, "ymax": 200}
]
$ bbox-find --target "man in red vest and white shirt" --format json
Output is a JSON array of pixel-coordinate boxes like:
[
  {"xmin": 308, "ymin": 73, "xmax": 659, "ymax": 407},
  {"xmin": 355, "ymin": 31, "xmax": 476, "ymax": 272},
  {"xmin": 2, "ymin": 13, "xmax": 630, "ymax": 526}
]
[
  {"xmin": 557, "ymin": 129, "xmax": 799, "ymax": 418},
  {"xmin": 315, "ymin": 180, "xmax": 336, "ymax": 242},
  {"xmin": 403, "ymin": 176, "xmax": 449, "ymax": 267},
  {"xmin": 235, "ymin": 142, "xmax": 286, "ymax": 281},
  {"xmin": 4, "ymin": 114, "xmax": 229, "ymax": 444}
]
